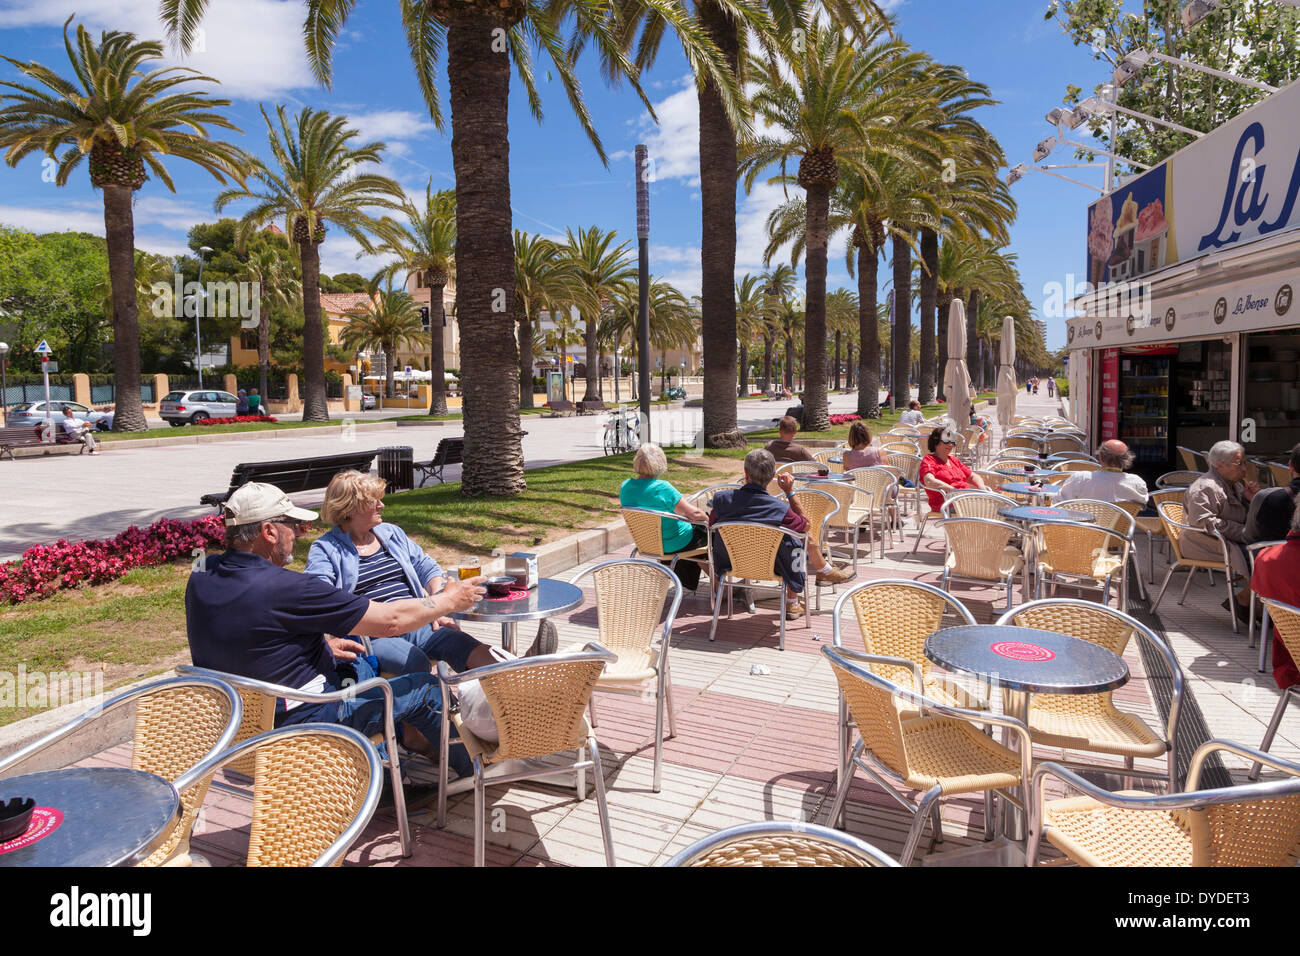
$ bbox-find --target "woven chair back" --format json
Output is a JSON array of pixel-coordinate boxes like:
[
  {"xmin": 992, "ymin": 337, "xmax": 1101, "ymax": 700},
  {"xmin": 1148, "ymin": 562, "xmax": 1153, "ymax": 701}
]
[
  {"xmin": 1269, "ymin": 461, "xmax": 1292, "ymax": 488},
  {"xmin": 1005, "ymin": 602, "xmax": 1135, "ymax": 713},
  {"xmin": 826, "ymin": 650, "xmax": 908, "ymax": 778},
  {"xmin": 1058, "ymin": 460, "xmax": 1101, "ymax": 473},
  {"xmin": 847, "ymin": 467, "xmax": 896, "ymax": 513},
  {"xmin": 882, "ymin": 441, "xmax": 920, "ymax": 456},
  {"xmin": 621, "ymin": 508, "xmax": 668, "ymax": 556},
  {"xmin": 1004, "ymin": 435, "xmax": 1040, "ymax": 451},
  {"xmin": 1177, "ymin": 446, "xmax": 1200, "ymax": 472},
  {"xmin": 941, "ymin": 519, "xmax": 1020, "ymax": 580},
  {"xmin": 884, "ymin": 451, "xmax": 921, "ymax": 483},
  {"xmin": 943, "ymin": 492, "xmax": 1015, "ymax": 521},
  {"xmin": 997, "ymin": 448, "xmax": 1039, "ymax": 460},
  {"xmin": 1046, "ymin": 436, "xmax": 1085, "ymax": 456},
  {"xmin": 1261, "ymin": 599, "xmax": 1300, "ymax": 683},
  {"xmin": 478, "ymin": 656, "xmax": 608, "ymax": 762},
  {"xmin": 1192, "ymin": 796, "xmax": 1300, "ymax": 866},
  {"xmin": 1059, "ymin": 499, "xmax": 1133, "ymax": 536},
  {"xmin": 819, "ymin": 480, "xmax": 861, "ymax": 529},
  {"xmin": 675, "ymin": 830, "xmax": 887, "ymax": 867},
  {"xmin": 1034, "ymin": 522, "xmax": 1123, "ymax": 577},
  {"xmin": 716, "ymin": 522, "xmax": 787, "ymax": 582},
  {"xmin": 245, "ymin": 730, "xmax": 373, "ymax": 867},
  {"xmin": 1157, "ymin": 470, "xmax": 1201, "ymax": 489},
  {"xmin": 846, "ymin": 582, "xmax": 955, "ymax": 687},
  {"xmin": 229, "ymin": 688, "xmax": 276, "ymax": 777},
  {"xmin": 989, "ymin": 460, "xmax": 1036, "ymax": 475},
  {"xmin": 777, "ymin": 461, "xmax": 823, "ymax": 477},
  {"xmin": 812, "ymin": 448, "xmax": 842, "ymax": 468},
  {"xmin": 1112, "ymin": 499, "xmax": 1147, "ymax": 526},
  {"xmin": 592, "ymin": 561, "xmax": 672, "ymax": 661},
  {"xmin": 1157, "ymin": 502, "xmax": 1193, "ymax": 562},
  {"xmin": 133, "ymin": 683, "xmax": 239, "ymax": 866},
  {"xmin": 791, "ymin": 489, "xmax": 835, "ymax": 544}
]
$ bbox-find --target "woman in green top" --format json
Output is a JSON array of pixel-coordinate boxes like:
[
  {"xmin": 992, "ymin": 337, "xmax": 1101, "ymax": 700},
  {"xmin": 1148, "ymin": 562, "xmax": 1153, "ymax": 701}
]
[{"xmin": 620, "ymin": 443, "xmax": 709, "ymax": 590}]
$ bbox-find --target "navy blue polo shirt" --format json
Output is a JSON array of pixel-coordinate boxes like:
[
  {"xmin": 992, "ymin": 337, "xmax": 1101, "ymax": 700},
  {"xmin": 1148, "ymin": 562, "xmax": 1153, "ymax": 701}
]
[{"xmin": 185, "ymin": 550, "xmax": 370, "ymax": 693}]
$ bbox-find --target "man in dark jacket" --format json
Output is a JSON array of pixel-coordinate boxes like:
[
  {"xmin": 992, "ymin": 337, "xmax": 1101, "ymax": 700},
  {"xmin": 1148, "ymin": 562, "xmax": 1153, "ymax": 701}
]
[{"xmin": 1245, "ymin": 444, "xmax": 1300, "ymax": 544}]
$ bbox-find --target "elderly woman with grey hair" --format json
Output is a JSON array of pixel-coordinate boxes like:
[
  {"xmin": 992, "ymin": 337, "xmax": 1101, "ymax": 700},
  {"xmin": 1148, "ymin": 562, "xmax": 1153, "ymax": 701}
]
[
  {"xmin": 1184, "ymin": 440, "xmax": 1260, "ymax": 621},
  {"xmin": 620, "ymin": 443, "xmax": 711, "ymax": 590}
]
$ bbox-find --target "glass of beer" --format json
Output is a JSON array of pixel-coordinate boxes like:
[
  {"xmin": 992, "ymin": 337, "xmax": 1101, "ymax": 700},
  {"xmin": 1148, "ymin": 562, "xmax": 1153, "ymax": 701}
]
[{"xmin": 458, "ymin": 555, "xmax": 481, "ymax": 580}]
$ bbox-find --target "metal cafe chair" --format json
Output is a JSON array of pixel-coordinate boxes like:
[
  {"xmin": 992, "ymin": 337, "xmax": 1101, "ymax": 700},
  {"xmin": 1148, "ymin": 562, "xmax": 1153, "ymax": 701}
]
[
  {"xmin": 1030, "ymin": 520, "xmax": 1131, "ymax": 610},
  {"xmin": 997, "ymin": 599, "xmax": 1184, "ymax": 789},
  {"xmin": 1151, "ymin": 501, "xmax": 1242, "ymax": 634},
  {"xmin": 1028, "ymin": 739, "xmax": 1300, "ymax": 867},
  {"xmin": 436, "ymin": 644, "xmax": 618, "ymax": 866},
  {"xmin": 620, "ymin": 506, "xmax": 712, "ymax": 608},
  {"xmin": 1249, "ymin": 596, "xmax": 1300, "ymax": 780},
  {"xmin": 1156, "ymin": 469, "xmax": 1201, "ymax": 489},
  {"xmin": 664, "ymin": 821, "xmax": 899, "ymax": 867},
  {"xmin": 822, "ymin": 644, "xmax": 1031, "ymax": 866},
  {"xmin": 935, "ymin": 516, "xmax": 1025, "ymax": 610},
  {"xmin": 179, "ymin": 723, "xmax": 382, "ymax": 867},
  {"xmin": 0, "ymin": 675, "xmax": 241, "ymax": 868},
  {"xmin": 566, "ymin": 558, "xmax": 682, "ymax": 793},
  {"xmin": 707, "ymin": 521, "xmax": 810, "ymax": 650}
]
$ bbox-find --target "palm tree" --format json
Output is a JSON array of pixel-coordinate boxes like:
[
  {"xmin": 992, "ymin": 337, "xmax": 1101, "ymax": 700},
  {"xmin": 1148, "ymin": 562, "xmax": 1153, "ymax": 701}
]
[
  {"xmin": 742, "ymin": 23, "xmax": 936, "ymax": 430},
  {"xmin": 372, "ymin": 181, "xmax": 456, "ymax": 415},
  {"xmin": 341, "ymin": 288, "xmax": 429, "ymax": 400},
  {"xmin": 735, "ymin": 274, "xmax": 766, "ymax": 398},
  {"xmin": 615, "ymin": 0, "xmax": 886, "ymax": 447},
  {"xmin": 563, "ymin": 226, "xmax": 635, "ymax": 403},
  {"xmin": 0, "ymin": 18, "xmax": 248, "ymax": 431},
  {"xmin": 168, "ymin": 2, "xmax": 737, "ymax": 495},
  {"xmin": 243, "ymin": 242, "xmax": 301, "ymax": 402},
  {"xmin": 826, "ymin": 287, "xmax": 857, "ymax": 392},
  {"xmin": 761, "ymin": 264, "xmax": 796, "ymax": 395},
  {"xmin": 604, "ymin": 279, "xmax": 697, "ymax": 376},
  {"xmin": 537, "ymin": 308, "xmax": 585, "ymax": 403},
  {"xmin": 215, "ymin": 106, "xmax": 405, "ymax": 422},
  {"xmin": 514, "ymin": 231, "xmax": 575, "ymax": 408}
]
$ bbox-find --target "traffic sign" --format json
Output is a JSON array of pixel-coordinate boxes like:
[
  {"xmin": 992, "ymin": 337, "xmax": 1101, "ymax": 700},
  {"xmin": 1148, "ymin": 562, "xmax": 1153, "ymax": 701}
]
[
  {"xmin": 44, "ymin": 362, "xmax": 58, "ymax": 373},
  {"xmin": 34, "ymin": 340, "xmax": 52, "ymax": 354}
]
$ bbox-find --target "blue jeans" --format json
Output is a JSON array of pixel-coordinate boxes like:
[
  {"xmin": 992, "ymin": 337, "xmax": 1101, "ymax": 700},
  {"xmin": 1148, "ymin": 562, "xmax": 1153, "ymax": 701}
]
[
  {"xmin": 371, "ymin": 625, "xmax": 481, "ymax": 676},
  {"xmin": 281, "ymin": 654, "xmax": 473, "ymax": 778}
]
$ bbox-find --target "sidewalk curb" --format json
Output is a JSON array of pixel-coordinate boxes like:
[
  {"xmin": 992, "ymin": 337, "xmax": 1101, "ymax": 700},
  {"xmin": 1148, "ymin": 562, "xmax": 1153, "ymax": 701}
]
[{"xmin": 97, "ymin": 420, "xmax": 398, "ymax": 450}]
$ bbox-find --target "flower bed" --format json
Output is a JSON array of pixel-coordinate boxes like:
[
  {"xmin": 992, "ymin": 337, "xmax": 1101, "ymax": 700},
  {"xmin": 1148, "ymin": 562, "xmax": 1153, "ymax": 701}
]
[
  {"xmin": 0, "ymin": 515, "xmax": 226, "ymax": 605},
  {"xmin": 828, "ymin": 413, "xmax": 861, "ymax": 426},
  {"xmin": 194, "ymin": 415, "xmax": 278, "ymax": 426}
]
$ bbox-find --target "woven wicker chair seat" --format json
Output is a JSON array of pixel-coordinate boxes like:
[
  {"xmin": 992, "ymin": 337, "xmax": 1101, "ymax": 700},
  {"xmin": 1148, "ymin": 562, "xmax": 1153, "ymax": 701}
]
[
  {"xmin": 893, "ymin": 675, "xmax": 989, "ymax": 722},
  {"xmin": 1029, "ymin": 701, "xmax": 1165, "ymax": 757},
  {"xmin": 945, "ymin": 545, "xmax": 1023, "ymax": 578},
  {"xmin": 1037, "ymin": 550, "xmax": 1124, "ymax": 579},
  {"xmin": 680, "ymin": 834, "xmax": 877, "ymax": 867},
  {"xmin": 561, "ymin": 641, "xmax": 658, "ymax": 685},
  {"xmin": 1043, "ymin": 796, "xmax": 1198, "ymax": 867},
  {"xmin": 897, "ymin": 716, "xmax": 1022, "ymax": 795},
  {"xmin": 1134, "ymin": 515, "xmax": 1164, "ymax": 535},
  {"xmin": 452, "ymin": 709, "xmax": 594, "ymax": 767}
]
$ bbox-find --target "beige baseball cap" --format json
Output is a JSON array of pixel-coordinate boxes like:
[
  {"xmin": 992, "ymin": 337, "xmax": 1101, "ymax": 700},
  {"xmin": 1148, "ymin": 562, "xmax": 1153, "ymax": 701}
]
[{"xmin": 223, "ymin": 482, "xmax": 319, "ymax": 527}]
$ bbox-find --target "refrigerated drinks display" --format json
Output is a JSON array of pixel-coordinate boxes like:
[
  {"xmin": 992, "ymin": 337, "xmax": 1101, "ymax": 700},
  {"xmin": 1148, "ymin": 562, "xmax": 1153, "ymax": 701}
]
[
  {"xmin": 1118, "ymin": 348, "xmax": 1173, "ymax": 474},
  {"xmin": 1175, "ymin": 340, "xmax": 1231, "ymax": 460}
]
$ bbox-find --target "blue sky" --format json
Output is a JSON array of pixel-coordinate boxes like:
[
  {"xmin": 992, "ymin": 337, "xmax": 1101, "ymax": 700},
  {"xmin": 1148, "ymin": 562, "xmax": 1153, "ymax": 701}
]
[{"xmin": 0, "ymin": 0, "xmax": 1122, "ymax": 351}]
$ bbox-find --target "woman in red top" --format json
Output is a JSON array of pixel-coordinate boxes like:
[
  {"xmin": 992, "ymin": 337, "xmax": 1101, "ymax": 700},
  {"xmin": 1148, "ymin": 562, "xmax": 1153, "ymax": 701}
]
[{"xmin": 918, "ymin": 426, "xmax": 986, "ymax": 511}]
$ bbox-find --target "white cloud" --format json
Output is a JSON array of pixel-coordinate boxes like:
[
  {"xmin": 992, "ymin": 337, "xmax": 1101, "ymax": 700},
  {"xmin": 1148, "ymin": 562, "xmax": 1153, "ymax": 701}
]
[
  {"xmin": 0, "ymin": 204, "xmax": 104, "ymax": 233},
  {"xmin": 619, "ymin": 75, "xmax": 701, "ymax": 186},
  {"xmin": 347, "ymin": 110, "xmax": 438, "ymax": 144},
  {"xmin": 0, "ymin": 0, "xmax": 316, "ymax": 101}
]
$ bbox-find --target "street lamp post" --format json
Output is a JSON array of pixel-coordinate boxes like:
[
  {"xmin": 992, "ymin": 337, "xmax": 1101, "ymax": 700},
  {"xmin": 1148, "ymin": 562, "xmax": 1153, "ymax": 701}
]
[
  {"xmin": 0, "ymin": 341, "xmax": 8, "ymax": 422},
  {"xmin": 636, "ymin": 144, "xmax": 652, "ymax": 443},
  {"xmin": 193, "ymin": 246, "xmax": 213, "ymax": 387}
]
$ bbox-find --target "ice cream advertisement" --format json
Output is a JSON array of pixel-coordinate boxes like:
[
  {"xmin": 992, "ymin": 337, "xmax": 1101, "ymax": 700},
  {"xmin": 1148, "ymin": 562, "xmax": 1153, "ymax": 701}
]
[{"xmin": 1085, "ymin": 164, "xmax": 1174, "ymax": 285}]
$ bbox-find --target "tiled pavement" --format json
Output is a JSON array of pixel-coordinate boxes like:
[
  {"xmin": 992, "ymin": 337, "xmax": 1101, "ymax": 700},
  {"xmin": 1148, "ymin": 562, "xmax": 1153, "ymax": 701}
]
[{"xmin": 81, "ymin": 394, "xmax": 1300, "ymax": 866}]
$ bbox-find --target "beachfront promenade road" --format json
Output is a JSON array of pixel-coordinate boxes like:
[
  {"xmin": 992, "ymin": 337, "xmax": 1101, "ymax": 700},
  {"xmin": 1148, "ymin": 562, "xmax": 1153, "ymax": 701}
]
[{"xmin": 0, "ymin": 392, "xmax": 889, "ymax": 560}]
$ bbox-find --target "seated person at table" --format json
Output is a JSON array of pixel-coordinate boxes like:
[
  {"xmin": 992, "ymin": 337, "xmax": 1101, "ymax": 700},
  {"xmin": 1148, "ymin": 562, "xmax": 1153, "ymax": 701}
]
[
  {"xmin": 1250, "ymin": 507, "xmax": 1300, "ymax": 690},
  {"xmin": 1055, "ymin": 440, "xmax": 1148, "ymax": 505},
  {"xmin": 1245, "ymin": 443, "xmax": 1300, "ymax": 544},
  {"xmin": 765, "ymin": 416, "xmax": 814, "ymax": 463},
  {"xmin": 1185, "ymin": 440, "xmax": 1258, "ymax": 621},
  {"xmin": 58, "ymin": 406, "xmax": 97, "ymax": 452},
  {"xmin": 306, "ymin": 470, "xmax": 556, "ymax": 676},
  {"xmin": 185, "ymin": 481, "xmax": 487, "ymax": 780},
  {"xmin": 898, "ymin": 400, "xmax": 925, "ymax": 427},
  {"xmin": 842, "ymin": 420, "xmax": 883, "ymax": 470},
  {"xmin": 619, "ymin": 443, "xmax": 709, "ymax": 591},
  {"xmin": 919, "ymin": 425, "xmax": 986, "ymax": 511},
  {"xmin": 708, "ymin": 449, "xmax": 851, "ymax": 616}
]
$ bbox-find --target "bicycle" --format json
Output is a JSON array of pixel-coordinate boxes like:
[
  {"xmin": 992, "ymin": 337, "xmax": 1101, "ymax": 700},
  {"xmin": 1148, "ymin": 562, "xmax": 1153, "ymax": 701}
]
[{"xmin": 603, "ymin": 408, "xmax": 641, "ymax": 455}]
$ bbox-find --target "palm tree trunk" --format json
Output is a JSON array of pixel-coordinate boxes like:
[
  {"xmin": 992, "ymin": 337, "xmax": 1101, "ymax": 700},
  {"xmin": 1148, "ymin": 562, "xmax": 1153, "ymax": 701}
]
[
  {"xmin": 258, "ymin": 308, "xmax": 270, "ymax": 406},
  {"xmin": 845, "ymin": 341, "xmax": 854, "ymax": 390},
  {"xmin": 449, "ymin": 11, "xmax": 525, "ymax": 495},
  {"xmin": 517, "ymin": 310, "xmax": 534, "ymax": 408},
  {"xmin": 299, "ymin": 240, "xmax": 329, "ymax": 422},
  {"xmin": 582, "ymin": 314, "xmax": 599, "ymax": 402},
  {"xmin": 738, "ymin": 341, "xmax": 749, "ymax": 396},
  {"xmin": 966, "ymin": 287, "xmax": 981, "ymax": 391},
  {"xmin": 103, "ymin": 184, "xmax": 146, "ymax": 432},
  {"xmin": 384, "ymin": 344, "xmax": 395, "ymax": 399},
  {"xmin": 784, "ymin": 335, "xmax": 794, "ymax": 390},
  {"xmin": 833, "ymin": 331, "xmax": 842, "ymax": 392},
  {"xmin": 891, "ymin": 235, "xmax": 911, "ymax": 408},
  {"xmin": 802, "ymin": 182, "xmax": 830, "ymax": 430},
  {"xmin": 697, "ymin": 0, "xmax": 744, "ymax": 448},
  {"xmin": 761, "ymin": 329, "xmax": 773, "ymax": 392},
  {"xmin": 428, "ymin": 281, "xmax": 448, "ymax": 415},
  {"xmin": 857, "ymin": 245, "xmax": 880, "ymax": 419},
  {"xmin": 918, "ymin": 228, "xmax": 938, "ymax": 404}
]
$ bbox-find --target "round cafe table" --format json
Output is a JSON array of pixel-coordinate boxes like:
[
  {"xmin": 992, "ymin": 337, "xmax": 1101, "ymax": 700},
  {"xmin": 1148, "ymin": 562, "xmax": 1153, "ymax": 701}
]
[
  {"xmin": 453, "ymin": 578, "xmax": 583, "ymax": 654},
  {"xmin": 0, "ymin": 767, "xmax": 180, "ymax": 867},
  {"xmin": 925, "ymin": 624, "xmax": 1129, "ymax": 840},
  {"xmin": 997, "ymin": 505, "xmax": 1096, "ymax": 525},
  {"xmin": 995, "ymin": 469, "xmax": 1067, "ymax": 481},
  {"xmin": 999, "ymin": 481, "xmax": 1062, "ymax": 504}
]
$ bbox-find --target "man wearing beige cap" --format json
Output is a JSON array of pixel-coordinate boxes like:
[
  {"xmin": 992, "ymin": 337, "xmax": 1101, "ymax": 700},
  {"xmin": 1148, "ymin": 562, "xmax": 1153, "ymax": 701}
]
[{"xmin": 185, "ymin": 482, "xmax": 486, "ymax": 780}]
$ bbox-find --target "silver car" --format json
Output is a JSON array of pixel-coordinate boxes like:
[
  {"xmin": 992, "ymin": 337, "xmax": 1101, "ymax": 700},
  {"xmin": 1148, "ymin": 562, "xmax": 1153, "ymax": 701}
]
[
  {"xmin": 159, "ymin": 390, "xmax": 239, "ymax": 426},
  {"xmin": 5, "ymin": 400, "xmax": 107, "ymax": 429}
]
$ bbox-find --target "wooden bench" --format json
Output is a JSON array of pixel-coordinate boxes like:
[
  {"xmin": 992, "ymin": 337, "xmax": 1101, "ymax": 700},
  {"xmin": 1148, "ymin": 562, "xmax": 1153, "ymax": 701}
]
[
  {"xmin": 414, "ymin": 438, "xmax": 464, "ymax": 486},
  {"xmin": 544, "ymin": 400, "xmax": 577, "ymax": 417},
  {"xmin": 577, "ymin": 399, "xmax": 607, "ymax": 415},
  {"xmin": 0, "ymin": 425, "xmax": 86, "ymax": 460},
  {"xmin": 199, "ymin": 451, "xmax": 380, "ymax": 509}
]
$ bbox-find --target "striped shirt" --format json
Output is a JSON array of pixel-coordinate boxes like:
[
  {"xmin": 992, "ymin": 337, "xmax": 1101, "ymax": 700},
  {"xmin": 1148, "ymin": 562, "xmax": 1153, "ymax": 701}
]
[{"xmin": 354, "ymin": 547, "xmax": 418, "ymax": 603}]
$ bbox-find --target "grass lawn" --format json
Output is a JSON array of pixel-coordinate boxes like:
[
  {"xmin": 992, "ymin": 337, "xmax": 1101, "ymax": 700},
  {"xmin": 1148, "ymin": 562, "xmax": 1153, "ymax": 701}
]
[
  {"xmin": 0, "ymin": 447, "xmax": 747, "ymax": 727},
  {"xmin": 746, "ymin": 400, "xmax": 953, "ymax": 442}
]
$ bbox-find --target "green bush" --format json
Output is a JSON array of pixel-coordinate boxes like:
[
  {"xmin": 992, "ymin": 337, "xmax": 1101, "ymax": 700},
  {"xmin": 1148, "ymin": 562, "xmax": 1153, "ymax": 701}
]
[{"xmin": 1055, "ymin": 376, "xmax": 1069, "ymax": 398}]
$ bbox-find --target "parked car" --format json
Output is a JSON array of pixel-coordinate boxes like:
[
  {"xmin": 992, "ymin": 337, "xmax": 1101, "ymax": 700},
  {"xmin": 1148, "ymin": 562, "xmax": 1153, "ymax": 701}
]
[
  {"xmin": 663, "ymin": 386, "xmax": 686, "ymax": 400},
  {"xmin": 4, "ymin": 400, "xmax": 107, "ymax": 430},
  {"xmin": 361, "ymin": 393, "xmax": 376, "ymax": 410},
  {"xmin": 159, "ymin": 390, "xmax": 239, "ymax": 426}
]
